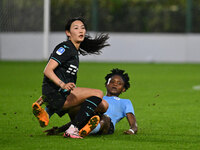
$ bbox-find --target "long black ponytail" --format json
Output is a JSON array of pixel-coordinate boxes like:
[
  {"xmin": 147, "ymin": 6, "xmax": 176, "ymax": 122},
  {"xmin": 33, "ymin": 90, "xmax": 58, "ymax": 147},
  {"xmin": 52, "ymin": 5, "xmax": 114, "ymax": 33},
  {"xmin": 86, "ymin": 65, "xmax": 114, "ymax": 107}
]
[
  {"xmin": 79, "ymin": 33, "xmax": 110, "ymax": 55},
  {"xmin": 65, "ymin": 17, "xmax": 110, "ymax": 55}
]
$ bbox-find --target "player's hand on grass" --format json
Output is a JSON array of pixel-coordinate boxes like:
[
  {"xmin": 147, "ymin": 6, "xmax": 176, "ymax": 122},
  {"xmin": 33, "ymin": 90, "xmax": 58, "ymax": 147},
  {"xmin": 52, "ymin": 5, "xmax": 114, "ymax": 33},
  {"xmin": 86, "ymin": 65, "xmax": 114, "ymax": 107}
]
[
  {"xmin": 124, "ymin": 129, "xmax": 136, "ymax": 135},
  {"xmin": 44, "ymin": 127, "xmax": 59, "ymax": 135}
]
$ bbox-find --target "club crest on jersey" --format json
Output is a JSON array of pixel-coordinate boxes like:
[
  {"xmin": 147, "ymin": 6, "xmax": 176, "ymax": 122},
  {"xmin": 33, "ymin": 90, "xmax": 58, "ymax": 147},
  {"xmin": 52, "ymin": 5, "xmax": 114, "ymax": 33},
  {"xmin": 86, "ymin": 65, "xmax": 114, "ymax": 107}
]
[{"xmin": 56, "ymin": 47, "xmax": 65, "ymax": 55}]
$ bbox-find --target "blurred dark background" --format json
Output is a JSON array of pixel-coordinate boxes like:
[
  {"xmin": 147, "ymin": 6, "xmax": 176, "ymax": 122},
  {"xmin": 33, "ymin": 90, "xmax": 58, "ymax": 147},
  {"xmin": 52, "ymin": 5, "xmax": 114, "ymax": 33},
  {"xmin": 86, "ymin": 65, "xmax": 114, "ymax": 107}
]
[{"xmin": 0, "ymin": 0, "xmax": 199, "ymax": 33}]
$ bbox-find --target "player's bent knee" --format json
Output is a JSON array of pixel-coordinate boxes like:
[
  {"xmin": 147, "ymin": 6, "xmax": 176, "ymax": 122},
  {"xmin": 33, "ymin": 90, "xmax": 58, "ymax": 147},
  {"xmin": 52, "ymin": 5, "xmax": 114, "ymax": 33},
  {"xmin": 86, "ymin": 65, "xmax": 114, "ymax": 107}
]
[
  {"xmin": 103, "ymin": 100, "xmax": 109, "ymax": 112},
  {"xmin": 97, "ymin": 100, "xmax": 108, "ymax": 113},
  {"xmin": 94, "ymin": 89, "xmax": 104, "ymax": 98}
]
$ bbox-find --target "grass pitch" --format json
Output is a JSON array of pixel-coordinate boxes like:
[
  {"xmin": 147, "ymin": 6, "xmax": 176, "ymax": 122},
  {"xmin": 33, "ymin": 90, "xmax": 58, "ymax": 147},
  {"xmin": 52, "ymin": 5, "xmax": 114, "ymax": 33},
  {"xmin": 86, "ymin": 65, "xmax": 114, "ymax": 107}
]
[{"xmin": 0, "ymin": 61, "xmax": 200, "ymax": 150}]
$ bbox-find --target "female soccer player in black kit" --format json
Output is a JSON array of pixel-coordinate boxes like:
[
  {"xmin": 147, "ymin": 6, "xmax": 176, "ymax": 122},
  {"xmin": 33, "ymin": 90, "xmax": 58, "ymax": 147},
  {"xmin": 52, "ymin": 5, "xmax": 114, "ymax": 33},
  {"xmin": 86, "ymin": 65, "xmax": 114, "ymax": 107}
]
[{"xmin": 32, "ymin": 17, "xmax": 110, "ymax": 138}]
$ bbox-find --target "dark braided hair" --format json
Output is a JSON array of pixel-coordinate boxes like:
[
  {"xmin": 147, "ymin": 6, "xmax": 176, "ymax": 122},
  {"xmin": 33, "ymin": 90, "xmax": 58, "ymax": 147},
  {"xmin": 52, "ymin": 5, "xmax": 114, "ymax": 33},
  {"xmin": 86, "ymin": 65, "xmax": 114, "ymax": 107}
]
[
  {"xmin": 65, "ymin": 17, "xmax": 110, "ymax": 55},
  {"xmin": 105, "ymin": 68, "xmax": 130, "ymax": 91}
]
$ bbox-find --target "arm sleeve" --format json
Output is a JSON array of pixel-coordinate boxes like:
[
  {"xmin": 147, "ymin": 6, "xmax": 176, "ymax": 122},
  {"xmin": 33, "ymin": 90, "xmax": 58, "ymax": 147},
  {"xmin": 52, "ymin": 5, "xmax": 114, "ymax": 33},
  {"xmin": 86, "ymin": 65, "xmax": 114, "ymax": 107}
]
[
  {"xmin": 124, "ymin": 100, "xmax": 135, "ymax": 116},
  {"xmin": 50, "ymin": 44, "xmax": 71, "ymax": 65}
]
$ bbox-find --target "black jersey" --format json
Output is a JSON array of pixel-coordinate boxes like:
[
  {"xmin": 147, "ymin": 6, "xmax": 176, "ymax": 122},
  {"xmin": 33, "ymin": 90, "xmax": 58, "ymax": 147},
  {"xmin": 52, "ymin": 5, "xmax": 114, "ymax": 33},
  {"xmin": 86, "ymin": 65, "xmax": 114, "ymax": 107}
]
[{"xmin": 43, "ymin": 40, "xmax": 79, "ymax": 87}]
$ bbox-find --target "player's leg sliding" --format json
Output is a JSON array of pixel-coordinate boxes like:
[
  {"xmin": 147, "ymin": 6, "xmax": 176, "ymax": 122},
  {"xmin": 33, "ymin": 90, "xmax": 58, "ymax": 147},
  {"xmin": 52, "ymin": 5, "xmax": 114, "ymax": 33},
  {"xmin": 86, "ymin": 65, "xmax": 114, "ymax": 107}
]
[
  {"xmin": 63, "ymin": 116, "xmax": 100, "ymax": 138},
  {"xmin": 79, "ymin": 115, "xmax": 100, "ymax": 137},
  {"xmin": 63, "ymin": 96, "xmax": 102, "ymax": 139},
  {"xmin": 32, "ymin": 102, "xmax": 49, "ymax": 127}
]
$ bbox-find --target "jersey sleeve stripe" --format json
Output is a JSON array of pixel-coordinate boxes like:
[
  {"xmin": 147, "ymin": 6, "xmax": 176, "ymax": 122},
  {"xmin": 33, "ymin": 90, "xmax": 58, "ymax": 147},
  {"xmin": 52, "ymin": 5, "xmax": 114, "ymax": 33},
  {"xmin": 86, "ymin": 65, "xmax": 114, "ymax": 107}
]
[{"xmin": 51, "ymin": 57, "xmax": 61, "ymax": 65}]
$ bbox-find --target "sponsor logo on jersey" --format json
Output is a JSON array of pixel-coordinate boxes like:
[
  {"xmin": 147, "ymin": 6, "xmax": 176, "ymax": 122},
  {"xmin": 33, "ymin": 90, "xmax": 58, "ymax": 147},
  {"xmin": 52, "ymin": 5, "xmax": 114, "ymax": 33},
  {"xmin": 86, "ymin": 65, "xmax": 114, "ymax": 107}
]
[
  {"xmin": 114, "ymin": 97, "xmax": 121, "ymax": 100},
  {"xmin": 56, "ymin": 47, "xmax": 65, "ymax": 55},
  {"xmin": 66, "ymin": 64, "xmax": 78, "ymax": 75}
]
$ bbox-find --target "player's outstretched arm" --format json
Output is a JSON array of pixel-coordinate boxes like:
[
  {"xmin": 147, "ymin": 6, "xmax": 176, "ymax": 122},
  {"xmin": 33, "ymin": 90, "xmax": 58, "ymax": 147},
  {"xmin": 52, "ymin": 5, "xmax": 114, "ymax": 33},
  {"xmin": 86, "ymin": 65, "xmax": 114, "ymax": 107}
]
[{"xmin": 124, "ymin": 113, "xmax": 138, "ymax": 135}]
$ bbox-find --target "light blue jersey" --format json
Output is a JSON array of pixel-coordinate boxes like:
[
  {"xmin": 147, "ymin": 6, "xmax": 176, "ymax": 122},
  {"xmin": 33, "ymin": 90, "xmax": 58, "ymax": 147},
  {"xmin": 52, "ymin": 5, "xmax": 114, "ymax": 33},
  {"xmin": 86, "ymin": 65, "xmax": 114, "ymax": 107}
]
[
  {"xmin": 103, "ymin": 96, "xmax": 135, "ymax": 128},
  {"xmin": 91, "ymin": 96, "xmax": 135, "ymax": 134}
]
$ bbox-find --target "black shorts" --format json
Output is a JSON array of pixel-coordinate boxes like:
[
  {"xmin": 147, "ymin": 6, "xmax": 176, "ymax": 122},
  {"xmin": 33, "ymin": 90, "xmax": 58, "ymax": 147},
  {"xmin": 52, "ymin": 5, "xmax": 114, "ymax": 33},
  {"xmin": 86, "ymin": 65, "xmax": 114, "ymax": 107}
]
[
  {"xmin": 107, "ymin": 119, "xmax": 114, "ymax": 134},
  {"xmin": 98, "ymin": 116, "xmax": 114, "ymax": 135},
  {"xmin": 42, "ymin": 82, "xmax": 70, "ymax": 117}
]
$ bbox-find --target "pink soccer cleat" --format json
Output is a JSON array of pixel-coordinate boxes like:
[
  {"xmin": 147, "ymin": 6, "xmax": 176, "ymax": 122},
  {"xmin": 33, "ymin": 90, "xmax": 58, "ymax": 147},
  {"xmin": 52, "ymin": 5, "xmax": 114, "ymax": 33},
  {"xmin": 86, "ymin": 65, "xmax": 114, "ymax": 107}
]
[{"xmin": 63, "ymin": 124, "xmax": 83, "ymax": 139}]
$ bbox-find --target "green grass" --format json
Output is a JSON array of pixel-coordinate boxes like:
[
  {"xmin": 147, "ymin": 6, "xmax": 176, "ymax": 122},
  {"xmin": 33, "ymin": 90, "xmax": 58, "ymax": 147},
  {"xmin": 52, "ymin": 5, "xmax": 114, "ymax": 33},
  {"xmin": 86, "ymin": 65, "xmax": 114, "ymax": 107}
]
[{"xmin": 0, "ymin": 61, "xmax": 200, "ymax": 150}]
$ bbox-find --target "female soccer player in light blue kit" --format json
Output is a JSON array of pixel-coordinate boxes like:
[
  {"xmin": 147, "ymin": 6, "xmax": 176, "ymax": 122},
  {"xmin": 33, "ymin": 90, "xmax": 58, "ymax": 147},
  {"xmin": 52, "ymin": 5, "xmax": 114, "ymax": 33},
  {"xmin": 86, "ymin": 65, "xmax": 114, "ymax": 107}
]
[
  {"xmin": 89, "ymin": 68, "xmax": 138, "ymax": 135},
  {"xmin": 44, "ymin": 68, "xmax": 138, "ymax": 136}
]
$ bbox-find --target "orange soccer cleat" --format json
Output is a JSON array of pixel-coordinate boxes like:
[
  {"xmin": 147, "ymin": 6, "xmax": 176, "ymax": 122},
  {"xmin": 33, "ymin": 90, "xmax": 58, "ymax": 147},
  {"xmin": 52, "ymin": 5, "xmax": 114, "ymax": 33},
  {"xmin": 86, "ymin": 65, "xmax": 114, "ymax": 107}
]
[
  {"xmin": 32, "ymin": 102, "xmax": 49, "ymax": 127},
  {"xmin": 79, "ymin": 115, "xmax": 100, "ymax": 137}
]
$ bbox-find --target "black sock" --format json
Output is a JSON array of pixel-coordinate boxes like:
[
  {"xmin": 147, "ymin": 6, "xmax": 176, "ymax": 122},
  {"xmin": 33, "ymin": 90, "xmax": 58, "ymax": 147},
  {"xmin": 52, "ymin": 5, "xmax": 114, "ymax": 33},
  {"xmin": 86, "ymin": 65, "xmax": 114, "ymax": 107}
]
[
  {"xmin": 72, "ymin": 96, "xmax": 102, "ymax": 129},
  {"xmin": 58, "ymin": 122, "xmax": 72, "ymax": 133}
]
